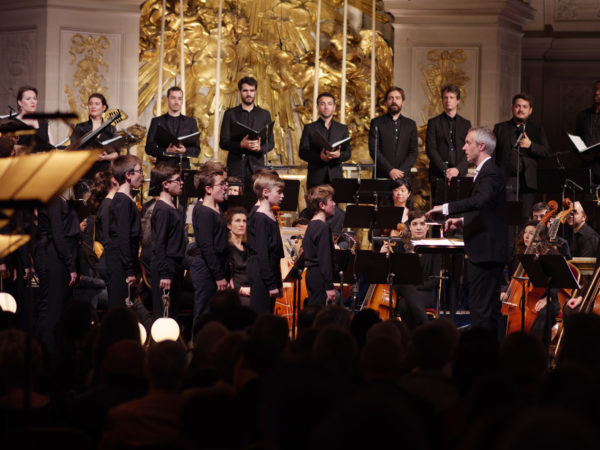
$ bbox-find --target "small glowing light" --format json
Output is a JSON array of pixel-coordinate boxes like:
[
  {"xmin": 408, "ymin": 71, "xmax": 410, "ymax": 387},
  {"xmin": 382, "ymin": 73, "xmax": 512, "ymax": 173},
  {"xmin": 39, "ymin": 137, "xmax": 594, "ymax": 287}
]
[
  {"xmin": 150, "ymin": 317, "xmax": 180, "ymax": 342},
  {"xmin": 138, "ymin": 322, "xmax": 147, "ymax": 345},
  {"xmin": 0, "ymin": 292, "xmax": 17, "ymax": 313}
]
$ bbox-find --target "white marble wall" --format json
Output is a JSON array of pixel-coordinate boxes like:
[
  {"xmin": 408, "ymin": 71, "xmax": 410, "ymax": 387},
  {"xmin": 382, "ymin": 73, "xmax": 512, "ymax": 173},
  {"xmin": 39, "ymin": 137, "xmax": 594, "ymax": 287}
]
[
  {"xmin": 0, "ymin": 0, "xmax": 140, "ymax": 144},
  {"xmin": 381, "ymin": 0, "xmax": 535, "ymax": 129}
]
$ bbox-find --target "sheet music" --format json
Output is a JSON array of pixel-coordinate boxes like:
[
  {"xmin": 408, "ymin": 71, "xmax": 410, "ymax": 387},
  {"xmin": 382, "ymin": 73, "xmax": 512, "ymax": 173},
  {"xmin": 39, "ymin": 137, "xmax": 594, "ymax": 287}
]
[{"xmin": 411, "ymin": 239, "xmax": 464, "ymax": 247}]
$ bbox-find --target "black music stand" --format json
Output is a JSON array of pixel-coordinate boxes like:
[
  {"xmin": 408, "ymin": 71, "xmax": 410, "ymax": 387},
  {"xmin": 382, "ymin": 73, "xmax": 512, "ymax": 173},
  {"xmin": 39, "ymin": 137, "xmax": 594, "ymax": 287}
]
[
  {"xmin": 355, "ymin": 250, "xmax": 424, "ymax": 320},
  {"xmin": 280, "ymin": 179, "xmax": 300, "ymax": 212},
  {"xmin": 331, "ymin": 178, "xmax": 359, "ymax": 204},
  {"xmin": 518, "ymin": 254, "xmax": 580, "ymax": 346},
  {"xmin": 356, "ymin": 179, "xmax": 393, "ymax": 204},
  {"xmin": 446, "ymin": 176, "xmax": 473, "ymax": 203},
  {"xmin": 373, "ymin": 206, "xmax": 405, "ymax": 229},
  {"xmin": 283, "ymin": 254, "xmax": 305, "ymax": 340},
  {"xmin": 334, "ymin": 249, "xmax": 355, "ymax": 309},
  {"xmin": 343, "ymin": 205, "xmax": 375, "ymax": 229}
]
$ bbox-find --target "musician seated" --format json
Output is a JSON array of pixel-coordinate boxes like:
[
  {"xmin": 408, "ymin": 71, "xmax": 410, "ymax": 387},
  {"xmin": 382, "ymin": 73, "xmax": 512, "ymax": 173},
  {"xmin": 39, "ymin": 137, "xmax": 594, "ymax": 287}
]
[
  {"xmin": 504, "ymin": 220, "xmax": 567, "ymax": 343},
  {"xmin": 377, "ymin": 209, "xmax": 441, "ymax": 329}
]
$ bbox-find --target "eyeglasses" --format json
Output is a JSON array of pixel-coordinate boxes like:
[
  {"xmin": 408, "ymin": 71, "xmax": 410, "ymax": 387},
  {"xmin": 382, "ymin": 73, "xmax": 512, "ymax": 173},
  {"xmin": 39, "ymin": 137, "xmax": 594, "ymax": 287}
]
[
  {"xmin": 213, "ymin": 180, "xmax": 228, "ymax": 188},
  {"xmin": 129, "ymin": 169, "xmax": 144, "ymax": 174},
  {"xmin": 166, "ymin": 177, "xmax": 183, "ymax": 184}
]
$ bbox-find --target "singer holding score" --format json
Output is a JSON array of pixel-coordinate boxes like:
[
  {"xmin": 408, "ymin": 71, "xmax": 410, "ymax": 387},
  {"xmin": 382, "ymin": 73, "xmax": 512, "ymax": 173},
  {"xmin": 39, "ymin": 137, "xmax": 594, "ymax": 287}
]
[{"xmin": 493, "ymin": 93, "xmax": 550, "ymax": 225}]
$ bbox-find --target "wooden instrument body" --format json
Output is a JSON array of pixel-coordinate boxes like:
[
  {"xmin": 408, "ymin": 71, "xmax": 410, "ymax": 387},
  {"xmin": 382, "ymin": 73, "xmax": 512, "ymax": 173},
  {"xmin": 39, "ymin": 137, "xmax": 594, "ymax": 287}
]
[{"xmin": 503, "ymin": 262, "xmax": 580, "ymax": 335}]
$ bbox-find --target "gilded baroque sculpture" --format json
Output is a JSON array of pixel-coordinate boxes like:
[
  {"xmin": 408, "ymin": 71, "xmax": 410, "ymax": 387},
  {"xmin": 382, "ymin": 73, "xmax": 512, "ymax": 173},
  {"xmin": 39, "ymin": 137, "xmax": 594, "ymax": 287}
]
[{"xmin": 138, "ymin": 0, "xmax": 393, "ymax": 167}]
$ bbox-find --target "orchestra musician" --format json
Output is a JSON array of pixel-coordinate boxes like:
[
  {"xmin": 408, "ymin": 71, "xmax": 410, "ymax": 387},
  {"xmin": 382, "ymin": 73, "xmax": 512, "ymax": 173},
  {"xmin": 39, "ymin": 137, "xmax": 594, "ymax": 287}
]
[
  {"xmin": 427, "ymin": 126, "xmax": 509, "ymax": 335},
  {"xmin": 70, "ymin": 93, "xmax": 119, "ymax": 180},
  {"xmin": 14, "ymin": 86, "xmax": 55, "ymax": 152},
  {"xmin": 225, "ymin": 206, "xmax": 251, "ymax": 306},
  {"xmin": 145, "ymin": 86, "xmax": 200, "ymax": 169}
]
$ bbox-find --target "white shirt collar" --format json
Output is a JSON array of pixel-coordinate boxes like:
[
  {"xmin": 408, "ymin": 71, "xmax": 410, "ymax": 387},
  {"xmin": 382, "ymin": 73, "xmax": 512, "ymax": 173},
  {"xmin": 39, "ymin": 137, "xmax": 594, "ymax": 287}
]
[{"xmin": 473, "ymin": 156, "xmax": 492, "ymax": 180}]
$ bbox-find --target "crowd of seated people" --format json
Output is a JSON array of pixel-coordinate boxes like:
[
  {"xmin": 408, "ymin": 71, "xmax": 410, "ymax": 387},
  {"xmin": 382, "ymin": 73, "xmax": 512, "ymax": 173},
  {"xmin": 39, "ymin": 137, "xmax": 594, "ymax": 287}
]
[{"xmin": 1, "ymin": 294, "xmax": 600, "ymax": 450}]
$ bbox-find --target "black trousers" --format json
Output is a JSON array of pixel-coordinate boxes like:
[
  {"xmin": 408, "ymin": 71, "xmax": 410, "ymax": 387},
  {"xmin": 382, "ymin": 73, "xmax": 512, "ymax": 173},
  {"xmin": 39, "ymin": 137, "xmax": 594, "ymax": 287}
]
[
  {"xmin": 247, "ymin": 255, "xmax": 276, "ymax": 314},
  {"xmin": 34, "ymin": 239, "xmax": 74, "ymax": 353},
  {"xmin": 467, "ymin": 260, "xmax": 505, "ymax": 336},
  {"xmin": 305, "ymin": 267, "xmax": 327, "ymax": 306},
  {"xmin": 105, "ymin": 246, "xmax": 130, "ymax": 310}
]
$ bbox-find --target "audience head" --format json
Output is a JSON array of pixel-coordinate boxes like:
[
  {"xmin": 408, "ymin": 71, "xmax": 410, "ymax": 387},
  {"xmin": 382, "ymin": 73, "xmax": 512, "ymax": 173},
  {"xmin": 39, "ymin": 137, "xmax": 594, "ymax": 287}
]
[
  {"xmin": 146, "ymin": 340, "xmax": 187, "ymax": 391},
  {"xmin": 0, "ymin": 329, "xmax": 44, "ymax": 389},
  {"xmin": 313, "ymin": 305, "xmax": 351, "ymax": 330},
  {"xmin": 410, "ymin": 318, "xmax": 458, "ymax": 371}
]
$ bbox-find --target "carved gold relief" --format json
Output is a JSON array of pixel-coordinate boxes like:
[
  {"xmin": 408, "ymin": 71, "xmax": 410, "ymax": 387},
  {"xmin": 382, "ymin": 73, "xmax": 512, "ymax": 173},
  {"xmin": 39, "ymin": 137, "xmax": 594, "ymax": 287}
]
[
  {"xmin": 419, "ymin": 49, "xmax": 469, "ymax": 119},
  {"xmin": 64, "ymin": 34, "xmax": 111, "ymax": 122},
  {"xmin": 138, "ymin": 0, "xmax": 393, "ymax": 167}
]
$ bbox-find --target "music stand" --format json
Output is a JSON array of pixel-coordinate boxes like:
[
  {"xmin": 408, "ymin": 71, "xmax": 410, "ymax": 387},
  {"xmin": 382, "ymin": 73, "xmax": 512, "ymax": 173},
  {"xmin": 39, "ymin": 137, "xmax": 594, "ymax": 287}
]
[
  {"xmin": 343, "ymin": 205, "xmax": 375, "ymax": 229},
  {"xmin": 373, "ymin": 206, "xmax": 404, "ymax": 229},
  {"xmin": 446, "ymin": 176, "xmax": 473, "ymax": 203},
  {"xmin": 331, "ymin": 178, "xmax": 359, "ymax": 204},
  {"xmin": 357, "ymin": 179, "xmax": 393, "ymax": 204},
  {"xmin": 283, "ymin": 254, "xmax": 305, "ymax": 340},
  {"xmin": 280, "ymin": 179, "xmax": 300, "ymax": 212},
  {"xmin": 518, "ymin": 254, "xmax": 580, "ymax": 346},
  {"xmin": 355, "ymin": 250, "xmax": 424, "ymax": 319}
]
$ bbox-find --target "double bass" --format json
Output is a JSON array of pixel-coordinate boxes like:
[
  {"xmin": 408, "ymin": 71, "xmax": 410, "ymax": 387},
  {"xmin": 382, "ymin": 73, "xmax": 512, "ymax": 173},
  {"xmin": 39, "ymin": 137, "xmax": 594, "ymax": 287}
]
[{"xmin": 502, "ymin": 201, "xmax": 558, "ymax": 333}]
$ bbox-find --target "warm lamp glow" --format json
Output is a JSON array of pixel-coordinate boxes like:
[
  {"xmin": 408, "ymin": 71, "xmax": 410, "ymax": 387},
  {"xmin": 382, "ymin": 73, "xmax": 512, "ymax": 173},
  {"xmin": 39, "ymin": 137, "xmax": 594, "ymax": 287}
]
[
  {"xmin": 150, "ymin": 317, "xmax": 180, "ymax": 342},
  {"xmin": 0, "ymin": 292, "xmax": 17, "ymax": 313},
  {"xmin": 138, "ymin": 322, "xmax": 148, "ymax": 345}
]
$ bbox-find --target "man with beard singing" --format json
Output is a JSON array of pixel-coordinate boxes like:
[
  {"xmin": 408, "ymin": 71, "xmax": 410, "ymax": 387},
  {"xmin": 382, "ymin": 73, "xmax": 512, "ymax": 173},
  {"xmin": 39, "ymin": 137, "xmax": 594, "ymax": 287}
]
[
  {"xmin": 369, "ymin": 86, "xmax": 418, "ymax": 181},
  {"xmin": 219, "ymin": 77, "xmax": 275, "ymax": 183}
]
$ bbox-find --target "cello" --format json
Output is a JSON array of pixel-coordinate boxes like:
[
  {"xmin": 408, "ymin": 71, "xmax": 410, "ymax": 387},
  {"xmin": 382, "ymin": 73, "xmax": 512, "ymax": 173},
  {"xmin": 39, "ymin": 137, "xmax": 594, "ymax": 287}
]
[
  {"xmin": 362, "ymin": 224, "xmax": 413, "ymax": 321},
  {"xmin": 502, "ymin": 201, "xmax": 558, "ymax": 334}
]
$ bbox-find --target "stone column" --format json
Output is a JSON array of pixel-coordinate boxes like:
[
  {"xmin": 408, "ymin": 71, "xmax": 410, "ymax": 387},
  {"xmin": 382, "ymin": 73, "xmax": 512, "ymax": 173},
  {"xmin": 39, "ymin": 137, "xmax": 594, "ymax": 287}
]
[
  {"xmin": 0, "ymin": 0, "xmax": 140, "ymax": 143},
  {"xmin": 381, "ymin": 0, "xmax": 534, "ymax": 129}
]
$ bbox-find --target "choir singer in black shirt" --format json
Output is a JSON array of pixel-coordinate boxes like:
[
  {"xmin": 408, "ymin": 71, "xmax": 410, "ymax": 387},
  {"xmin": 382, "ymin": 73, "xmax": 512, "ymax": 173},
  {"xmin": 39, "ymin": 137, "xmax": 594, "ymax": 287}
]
[
  {"xmin": 219, "ymin": 77, "xmax": 274, "ymax": 182},
  {"xmin": 150, "ymin": 162, "xmax": 186, "ymax": 320},
  {"xmin": 190, "ymin": 161, "xmax": 231, "ymax": 321},
  {"xmin": 426, "ymin": 84, "xmax": 471, "ymax": 205},
  {"xmin": 302, "ymin": 185, "xmax": 337, "ymax": 306},
  {"xmin": 299, "ymin": 93, "xmax": 351, "ymax": 189},
  {"xmin": 247, "ymin": 171, "xmax": 284, "ymax": 314},
  {"xmin": 145, "ymin": 86, "xmax": 200, "ymax": 169}
]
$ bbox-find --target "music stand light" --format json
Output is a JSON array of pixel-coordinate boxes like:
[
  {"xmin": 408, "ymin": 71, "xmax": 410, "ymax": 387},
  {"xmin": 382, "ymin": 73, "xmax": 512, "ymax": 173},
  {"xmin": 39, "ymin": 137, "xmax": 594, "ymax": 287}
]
[
  {"xmin": 0, "ymin": 234, "xmax": 30, "ymax": 259},
  {"xmin": 0, "ymin": 150, "xmax": 101, "ymax": 207},
  {"xmin": 150, "ymin": 317, "xmax": 180, "ymax": 343},
  {"xmin": 0, "ymin": 292, "xmax": 17, "ymax": 313}
]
